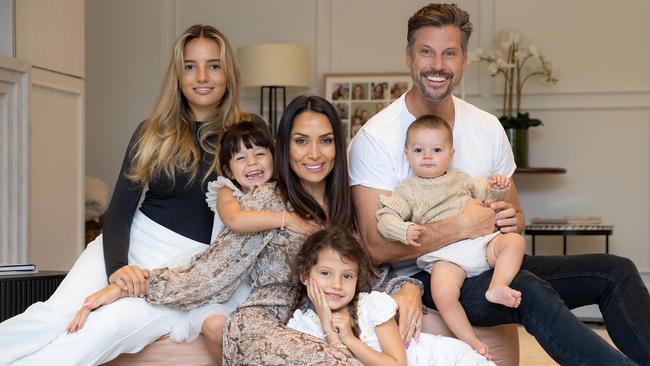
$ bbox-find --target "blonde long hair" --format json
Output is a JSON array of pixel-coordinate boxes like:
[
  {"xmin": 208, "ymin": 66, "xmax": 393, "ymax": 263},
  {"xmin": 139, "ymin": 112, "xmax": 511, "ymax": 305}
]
[{"xmin": 127, "ymin": 24, "xmax": 249, "ymax": 187}]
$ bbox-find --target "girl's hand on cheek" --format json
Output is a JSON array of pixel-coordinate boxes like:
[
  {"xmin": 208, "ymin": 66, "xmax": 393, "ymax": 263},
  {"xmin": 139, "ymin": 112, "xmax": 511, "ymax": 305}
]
[
  {"xmin": 331, "ymin": 312, "xmax": 354, "ymax": 343},
  {"xmin": 307, "ymin": 280, "xmax": 333, "ymax": 329}
]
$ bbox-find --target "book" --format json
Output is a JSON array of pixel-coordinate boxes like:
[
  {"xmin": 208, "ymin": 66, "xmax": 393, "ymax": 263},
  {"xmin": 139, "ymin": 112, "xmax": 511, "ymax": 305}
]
[
  {"xmin": 0, "ymin": 269, "xmax": 39, "ymax": 276},
  {"xmin": 530, "ymin": 217, "xmax": 602, "ymax": 225},
  {"xmin": 0, "ymin": 263, "xmax": 37, "ymax": 272}
]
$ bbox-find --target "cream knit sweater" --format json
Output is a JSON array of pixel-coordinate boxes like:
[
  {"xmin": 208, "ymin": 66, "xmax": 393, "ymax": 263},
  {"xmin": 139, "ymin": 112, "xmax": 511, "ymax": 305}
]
[{"xmin": 376, "ymin": 169, "xmax": 507, "ymax": 244}]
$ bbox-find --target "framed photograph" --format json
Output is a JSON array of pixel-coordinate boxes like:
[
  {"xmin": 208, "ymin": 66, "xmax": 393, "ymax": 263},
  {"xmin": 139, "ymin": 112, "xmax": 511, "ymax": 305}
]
[{"xmin": 323, "ymin": 73, "xmax": 412, "ymax": 140}]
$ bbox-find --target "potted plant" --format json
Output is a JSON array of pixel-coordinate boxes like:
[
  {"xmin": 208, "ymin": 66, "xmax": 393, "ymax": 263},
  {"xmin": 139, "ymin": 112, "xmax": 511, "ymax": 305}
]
[{"xmin": 470, "ymin": 32, "xmax": 558, "ymax": 167}]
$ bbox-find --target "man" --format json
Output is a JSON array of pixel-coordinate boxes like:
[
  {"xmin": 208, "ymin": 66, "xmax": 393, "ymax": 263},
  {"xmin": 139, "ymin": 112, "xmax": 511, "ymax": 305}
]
[{"xmin": 349, "ymin": 3, "xmax": 649, "ymax": 365}]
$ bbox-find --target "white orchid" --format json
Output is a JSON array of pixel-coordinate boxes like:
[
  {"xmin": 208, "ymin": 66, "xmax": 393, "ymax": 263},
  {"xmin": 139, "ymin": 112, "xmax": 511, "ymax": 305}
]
[{"xmin": 468, "ymin": 31, "xmax": 558, "ymax": 119}]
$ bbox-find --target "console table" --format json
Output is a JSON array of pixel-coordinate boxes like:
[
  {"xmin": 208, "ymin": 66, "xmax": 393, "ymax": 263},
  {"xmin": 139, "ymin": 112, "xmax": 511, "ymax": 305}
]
[
  {"xmin": 0, "ymin": 271, "xmax": 67, "ymax": 321},
  {"xmin": 524, "ymin": 224, "xmax": 613, "ymax": 255}
]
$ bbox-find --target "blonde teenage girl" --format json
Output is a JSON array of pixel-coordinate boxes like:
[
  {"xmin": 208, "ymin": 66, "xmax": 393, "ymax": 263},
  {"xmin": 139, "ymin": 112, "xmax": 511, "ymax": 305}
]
[{"xmin": 0, "ymin": 24, "xmax": 255, "ymax": 365}]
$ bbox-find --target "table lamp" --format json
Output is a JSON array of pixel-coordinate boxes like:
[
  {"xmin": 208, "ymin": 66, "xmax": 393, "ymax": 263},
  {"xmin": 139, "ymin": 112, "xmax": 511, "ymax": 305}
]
[{"xmin": 238, "ymin": 43, "xmax": 310, "ymax": 135}]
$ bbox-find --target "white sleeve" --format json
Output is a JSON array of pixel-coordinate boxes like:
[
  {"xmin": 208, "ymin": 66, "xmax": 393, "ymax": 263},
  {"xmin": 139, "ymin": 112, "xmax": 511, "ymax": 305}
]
[
  {"xmin": 348, "ymin": 130, "xmax": 397, "ymax": 191},
  {"xmin": 492, "ymin": 126, "xmax": 516, "ymax": 177},
  {"xmin": 286, "ymin": 309, "xmax": 325, "ymax": 339},
  {"xmin": 206, "ymin": 176, "xmax": 243, "ymax": 242},
  {"xmin": 363, "ymin": 291, "xmax": 398, "ymax": 327}
]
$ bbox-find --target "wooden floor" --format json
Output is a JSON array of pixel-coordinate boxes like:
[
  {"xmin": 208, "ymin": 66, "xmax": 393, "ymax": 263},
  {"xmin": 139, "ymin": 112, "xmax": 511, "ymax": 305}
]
[{"xmin": 517, "ymin": 324, "xmax": 614, "ymax": 365}]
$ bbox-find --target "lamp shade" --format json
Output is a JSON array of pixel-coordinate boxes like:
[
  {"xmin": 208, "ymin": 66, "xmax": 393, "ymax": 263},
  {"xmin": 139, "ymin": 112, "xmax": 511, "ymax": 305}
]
[{"xmin": 238, "ymin": 43, "xmax": 310, "ymax": 88}]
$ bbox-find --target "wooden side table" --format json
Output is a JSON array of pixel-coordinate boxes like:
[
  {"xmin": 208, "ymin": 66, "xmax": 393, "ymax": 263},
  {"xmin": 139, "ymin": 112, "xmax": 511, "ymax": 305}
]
[
  {"xmin": 524, "ymin": 224, "xmax": 613, "ymax": 255},
  {"xmin": 0, "ymin": 271, "xmax": 67, "ymax": 321}
]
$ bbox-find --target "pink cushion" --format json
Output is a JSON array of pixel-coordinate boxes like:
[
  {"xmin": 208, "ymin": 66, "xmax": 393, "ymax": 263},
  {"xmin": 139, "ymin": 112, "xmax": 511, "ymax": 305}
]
[
  {"xmin": 106, "ymin": 335, "xmax": 215, "ymax": 366},
  {"xmin": 107, "ymin": 310, "xmax": 519, "ymax": 366}
]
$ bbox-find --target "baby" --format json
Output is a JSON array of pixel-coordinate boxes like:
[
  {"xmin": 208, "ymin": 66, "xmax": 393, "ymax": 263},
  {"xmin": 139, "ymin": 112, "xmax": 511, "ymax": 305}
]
[{"xmin": 376, "ymin": 114, "xmax": 526, "ymax": 358}]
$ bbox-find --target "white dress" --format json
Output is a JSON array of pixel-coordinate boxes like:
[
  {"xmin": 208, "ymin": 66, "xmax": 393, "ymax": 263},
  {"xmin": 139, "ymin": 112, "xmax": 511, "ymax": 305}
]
[{"xmin": 288, "ymin": 291, "xmax": 495, "ymax": 366}]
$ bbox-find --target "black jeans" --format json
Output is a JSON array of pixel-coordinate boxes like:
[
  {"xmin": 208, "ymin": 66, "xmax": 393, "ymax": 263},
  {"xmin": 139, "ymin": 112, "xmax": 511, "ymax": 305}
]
[{"xmin": 412, "ymin": 254, "xmax": 650, "ymax": 366}]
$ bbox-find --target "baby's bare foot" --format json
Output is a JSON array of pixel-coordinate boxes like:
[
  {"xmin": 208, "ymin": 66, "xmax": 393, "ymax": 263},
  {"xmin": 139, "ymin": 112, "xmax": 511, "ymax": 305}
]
[{"xmin": 486, "ymin": 285, "xmax": 522, "ymax": 308}]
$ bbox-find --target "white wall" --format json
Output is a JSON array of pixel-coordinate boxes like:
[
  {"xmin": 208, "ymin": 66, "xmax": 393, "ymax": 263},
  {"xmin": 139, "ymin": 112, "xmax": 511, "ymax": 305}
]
[
  {"xmin": 0, "ymin": 0, "xmax": 13, "ymax": 57},
  {"xmin": 14, "ymin": 0, "xmax": 85, "ymax": 270},
  {"xmin": 85, "ymin": 1, "xmax": 650, "ymax": 280}
]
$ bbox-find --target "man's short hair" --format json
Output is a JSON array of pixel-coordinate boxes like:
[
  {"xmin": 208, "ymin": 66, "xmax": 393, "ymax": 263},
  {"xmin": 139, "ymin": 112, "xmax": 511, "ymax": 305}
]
[{"xmin": 407, "ymin": 3, "xmax": 473, "ymax": 52}]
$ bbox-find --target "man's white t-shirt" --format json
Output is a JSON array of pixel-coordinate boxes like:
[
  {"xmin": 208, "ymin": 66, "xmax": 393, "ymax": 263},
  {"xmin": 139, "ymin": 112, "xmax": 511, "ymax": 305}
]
[{"xmin": 348, "ymin": 92, "xmax": 516, "ymax": 275}]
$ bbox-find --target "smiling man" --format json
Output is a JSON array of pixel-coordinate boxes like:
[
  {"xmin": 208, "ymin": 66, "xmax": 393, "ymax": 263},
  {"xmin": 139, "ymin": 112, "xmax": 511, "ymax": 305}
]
[{"xmin": 348, "ymin": 3, "xmax": 650, "ymax": 366}]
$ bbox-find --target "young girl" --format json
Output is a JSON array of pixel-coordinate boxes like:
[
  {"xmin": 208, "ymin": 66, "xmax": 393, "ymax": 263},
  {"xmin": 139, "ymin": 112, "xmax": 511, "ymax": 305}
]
[
  {"xmin": 287, "ymin": 227, "xmax": 495, "ymax": 366},
  {"xmin": 67, "ymin": 121, "xmax": 319, "ymax": 362}
]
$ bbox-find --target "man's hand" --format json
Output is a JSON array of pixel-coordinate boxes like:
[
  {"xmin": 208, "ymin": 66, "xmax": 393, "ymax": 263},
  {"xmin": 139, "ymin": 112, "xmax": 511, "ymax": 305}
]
[
  {"xmin": 489, "ymin": 200, "xmax": 518, "ymax": 233},
  {"xmin": 454, "ymin": 199, "xmax": 496, "ymax": 239},
  {"xmin": 393, "ymin": 282, "xmax": 422, "ymax": 342},
  {"xmin": 108, "ymin": 265, "xmax": 150, "ymax": 297}
]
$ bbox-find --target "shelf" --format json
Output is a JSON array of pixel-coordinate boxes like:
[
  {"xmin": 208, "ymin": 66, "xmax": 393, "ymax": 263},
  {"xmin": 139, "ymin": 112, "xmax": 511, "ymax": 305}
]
[{"xmin": 515, "ymin": 167, "xmax": 566, "ymax": 174}]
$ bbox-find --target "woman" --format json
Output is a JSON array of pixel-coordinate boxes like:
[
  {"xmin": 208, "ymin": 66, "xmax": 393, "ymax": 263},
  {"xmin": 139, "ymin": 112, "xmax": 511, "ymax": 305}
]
[
  {"xmin": 65, "ymin": 96, "xmax": 424, "ymax": 365},
  {"xmin": 0, "ymin": 24, "xmax": 256, "ymax": 365},
  {"xmin": 220, "ymin": 96, "xmax": 423, "ymax": 365}
]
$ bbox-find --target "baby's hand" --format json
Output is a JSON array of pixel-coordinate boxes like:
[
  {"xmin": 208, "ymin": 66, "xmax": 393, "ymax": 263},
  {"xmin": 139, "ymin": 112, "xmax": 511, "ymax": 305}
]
[
  {"xmin": 406, "ymin": 224, "xmax": 425, "ymax": 246},
  {"xmin": 489, "ymin": 175, "xmax": 511, "ymax": 190},
  {"xmin": 285, "ymin": 212, "xmax": 322, "ymax": 235}
]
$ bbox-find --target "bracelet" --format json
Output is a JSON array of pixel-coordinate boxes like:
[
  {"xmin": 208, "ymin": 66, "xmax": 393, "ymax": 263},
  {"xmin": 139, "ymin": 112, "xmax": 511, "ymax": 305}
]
[
  {"xmin": 280, "ymin": 210, "xmax": 286, "ymax": 230},
  {"xmin": 328, "ymin": 341, "xmax": 347, "ymax": 350},
  {"xmin": 323, "ymin": 331, "xmax": 337, "ymax": 338}
]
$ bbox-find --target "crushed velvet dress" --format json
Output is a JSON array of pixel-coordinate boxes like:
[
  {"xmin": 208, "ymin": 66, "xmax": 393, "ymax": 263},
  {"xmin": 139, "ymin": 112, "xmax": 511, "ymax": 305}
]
[{"xmin": 144, "ymin": 183, "xmax": 420, "ymax": 365}]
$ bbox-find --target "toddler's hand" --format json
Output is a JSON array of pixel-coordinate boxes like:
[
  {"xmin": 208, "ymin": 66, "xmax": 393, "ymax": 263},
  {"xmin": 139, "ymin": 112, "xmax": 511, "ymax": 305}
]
[
  {"xmin": 285, "ymin": 213, "xmax": 322, "ymax": 235},
  {"xmin": 406, "ymin": 224, "xmax": 425, "ymax": 246},
  {"xmin": 489, "ymin": 175, "xmax": 510, "ymax": 191}
]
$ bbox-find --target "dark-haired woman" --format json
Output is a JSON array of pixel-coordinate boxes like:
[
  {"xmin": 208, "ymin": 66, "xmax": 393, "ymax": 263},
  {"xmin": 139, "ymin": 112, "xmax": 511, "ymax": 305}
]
[{"xmin": 212, "ymin": 95, "xmax": 422, "ymax": 365}]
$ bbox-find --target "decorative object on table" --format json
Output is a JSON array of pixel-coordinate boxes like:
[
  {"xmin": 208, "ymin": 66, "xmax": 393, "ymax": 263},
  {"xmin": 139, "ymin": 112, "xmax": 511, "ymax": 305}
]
[
  {"xmin": 85, "ymin": 176, "xmax": 109, "ymax": 245},
  {"xmin": 323, "ymin": 73, "xmax": 412, "ymax": 140},
  {"xmin": 238, "ymin": 43, "xmax": 310, "ymax": 136},
  {"xmin": 0, "ymin": 263, "xmax": 38, "ymax": 276},
  {"xmin": 531, "ymin": 216, "xmax": 602, "ymax": 225},
  {"xmin": 85, "ymin": 176, "xmax": 109, "ymax": 222},
  {"xmin": 469, "ymin": 32, "xmax": 558, "ymax": 167}
]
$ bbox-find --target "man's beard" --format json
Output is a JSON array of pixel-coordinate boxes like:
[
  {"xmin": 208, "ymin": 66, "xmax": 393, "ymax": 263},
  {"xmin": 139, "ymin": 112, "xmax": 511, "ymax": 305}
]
[{"xmin": 411, "ymin": 69, "xmax": 456, "ymax": 102}]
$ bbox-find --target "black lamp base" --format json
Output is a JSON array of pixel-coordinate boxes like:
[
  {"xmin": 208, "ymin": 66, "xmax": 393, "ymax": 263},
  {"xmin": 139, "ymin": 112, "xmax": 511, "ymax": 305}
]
[{"xmin": 260, "ymin": 86, "xmax": 286, "ymax": 136}]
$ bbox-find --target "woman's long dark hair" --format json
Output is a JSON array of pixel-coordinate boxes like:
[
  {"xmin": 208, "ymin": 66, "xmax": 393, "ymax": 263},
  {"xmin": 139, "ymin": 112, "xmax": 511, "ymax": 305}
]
[
  {"xmin": 274, "ymin": 95, "xmax": 353, "ymax": 229},
  {"xmin": 288, "ymin": 227, "xmax": 378, "ymax": 337}
]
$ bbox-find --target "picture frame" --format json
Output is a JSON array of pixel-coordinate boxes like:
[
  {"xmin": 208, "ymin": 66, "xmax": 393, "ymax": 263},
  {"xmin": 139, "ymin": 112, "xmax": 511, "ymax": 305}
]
[{"xmin": 323, "ymin": 73, "xmax": 412, "ymax": 140}]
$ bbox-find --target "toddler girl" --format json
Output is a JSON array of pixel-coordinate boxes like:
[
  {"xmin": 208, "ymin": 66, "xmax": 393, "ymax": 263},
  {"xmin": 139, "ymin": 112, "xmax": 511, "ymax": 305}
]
[
  {"xmin": 67, "ymin": 121, "xmax": 319, "ymax": 361},
  {"xmin": 287, "ymin": 227, "xmax": 495, "ymax": 366}
]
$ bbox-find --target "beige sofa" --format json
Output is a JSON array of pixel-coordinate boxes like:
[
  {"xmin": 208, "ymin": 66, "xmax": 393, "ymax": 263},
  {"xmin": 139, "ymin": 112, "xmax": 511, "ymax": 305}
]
[{"xmin": 107, "ymin": 310, "xmax": 519, "ymax": 366}]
